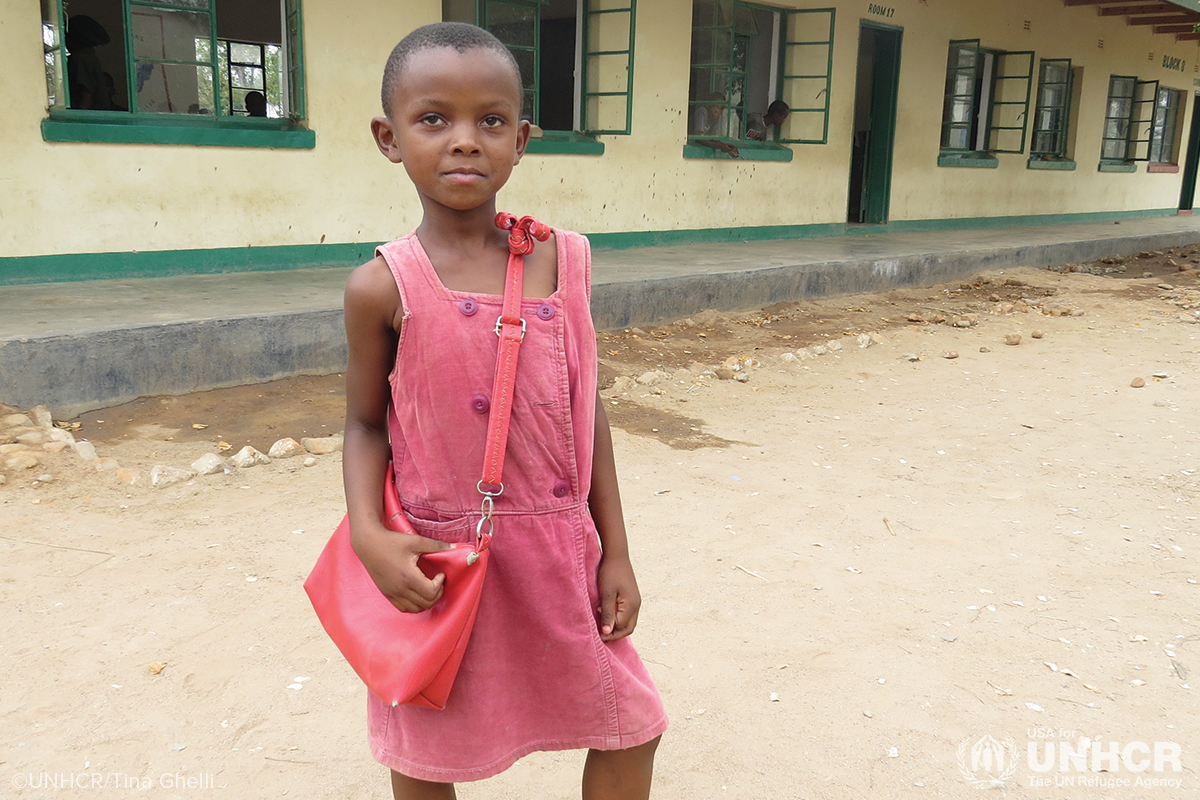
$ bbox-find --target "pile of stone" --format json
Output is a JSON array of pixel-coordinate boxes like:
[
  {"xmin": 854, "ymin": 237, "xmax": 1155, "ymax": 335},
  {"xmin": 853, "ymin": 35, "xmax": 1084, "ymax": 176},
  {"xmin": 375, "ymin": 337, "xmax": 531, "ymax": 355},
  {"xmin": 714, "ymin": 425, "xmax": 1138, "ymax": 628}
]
[
  {"xmin": 153, "ymin": 434, "xmax": 345, "ymax": 488},
  {"xmin": 0, "ymin": 404, "xmax": 77, "ymax": 486}
]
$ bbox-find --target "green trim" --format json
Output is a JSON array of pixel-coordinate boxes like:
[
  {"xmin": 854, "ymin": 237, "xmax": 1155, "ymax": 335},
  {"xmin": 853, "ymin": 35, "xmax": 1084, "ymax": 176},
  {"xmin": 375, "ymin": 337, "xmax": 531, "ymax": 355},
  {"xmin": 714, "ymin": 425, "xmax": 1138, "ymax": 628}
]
[
  {"xmin": 587, "ymin": 222, "xmax": 845, "ymax": 249},
  {"xmin": 1027, "ymin": 157, "xmax": 1076, "ymax": 171},
  {"xmin": 683, "ymin": 141, "xmax": 794, "ymax": 161},
  {"xmin": 1099, "ymin": 160, "xmax": 1138, "ymax": 173},
  {"xmin": 41, "ymin": 110, "xmax": 315, "ymax": 148},
  {"xmin": 938, "ymin": 151, "xmax": 999, "ymax": 168},
  {"xmin": 3, "ymin": 207, "xmax": 1181, "ymax": 284},
  {"xmin": 525, "ymin": 131, "xmax": 604, "ymax": 155},
  {"xmin": 0, "ymin": 242, "xmax": 376, "ymax": 286}
]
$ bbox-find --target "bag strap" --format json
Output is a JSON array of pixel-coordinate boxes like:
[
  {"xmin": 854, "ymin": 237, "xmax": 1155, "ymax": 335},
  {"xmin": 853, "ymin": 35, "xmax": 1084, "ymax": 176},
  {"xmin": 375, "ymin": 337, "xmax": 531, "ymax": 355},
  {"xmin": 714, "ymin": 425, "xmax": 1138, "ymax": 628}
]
[{"xmin": 473, "ymin": 213, "xmax": 550, "ymax": 542}]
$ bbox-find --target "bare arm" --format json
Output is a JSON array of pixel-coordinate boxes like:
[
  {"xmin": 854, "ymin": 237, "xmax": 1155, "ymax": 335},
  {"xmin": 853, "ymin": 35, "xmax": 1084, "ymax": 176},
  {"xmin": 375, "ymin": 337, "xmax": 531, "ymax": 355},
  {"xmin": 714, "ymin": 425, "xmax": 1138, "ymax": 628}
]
[
  {"xmin": 343, "ymin": 257, "xmax": 449, "ymax": 612},
  {"xmin": 589, "ymin": 393, "xmax": 642, "ymax": 641}
]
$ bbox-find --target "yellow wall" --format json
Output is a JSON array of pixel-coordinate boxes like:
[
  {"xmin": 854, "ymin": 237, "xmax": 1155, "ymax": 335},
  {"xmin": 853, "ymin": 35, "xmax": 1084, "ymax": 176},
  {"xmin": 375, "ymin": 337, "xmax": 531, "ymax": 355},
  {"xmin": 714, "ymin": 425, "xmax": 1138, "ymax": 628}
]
[{"xmin": 1, "ymin": 0, "xmax": 1196, "ymax": 262}]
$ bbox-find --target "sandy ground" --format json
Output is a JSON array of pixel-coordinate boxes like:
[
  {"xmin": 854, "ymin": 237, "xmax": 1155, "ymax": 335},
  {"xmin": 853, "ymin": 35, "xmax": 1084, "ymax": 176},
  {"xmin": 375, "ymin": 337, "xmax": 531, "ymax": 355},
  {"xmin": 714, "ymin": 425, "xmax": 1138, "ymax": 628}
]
[{"xmin": 3, "ymin": 251, "xmax": 1200, "ymax": 799}]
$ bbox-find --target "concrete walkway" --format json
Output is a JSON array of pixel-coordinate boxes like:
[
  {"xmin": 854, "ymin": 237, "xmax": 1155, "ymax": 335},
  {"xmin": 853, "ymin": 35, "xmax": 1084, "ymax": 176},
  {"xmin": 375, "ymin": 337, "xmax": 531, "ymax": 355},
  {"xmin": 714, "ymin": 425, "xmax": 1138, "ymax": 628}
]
[{"xmin": 4, "ymin": 215, "xmax": 1200, "ymax": 415}]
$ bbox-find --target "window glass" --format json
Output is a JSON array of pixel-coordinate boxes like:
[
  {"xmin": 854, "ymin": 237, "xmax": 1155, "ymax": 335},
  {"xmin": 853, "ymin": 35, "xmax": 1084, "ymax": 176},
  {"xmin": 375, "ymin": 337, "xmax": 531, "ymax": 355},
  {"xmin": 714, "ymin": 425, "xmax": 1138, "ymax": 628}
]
[{"xmin": 1102, "ymin": 76, "xmax": 1136, "ymax": 160}]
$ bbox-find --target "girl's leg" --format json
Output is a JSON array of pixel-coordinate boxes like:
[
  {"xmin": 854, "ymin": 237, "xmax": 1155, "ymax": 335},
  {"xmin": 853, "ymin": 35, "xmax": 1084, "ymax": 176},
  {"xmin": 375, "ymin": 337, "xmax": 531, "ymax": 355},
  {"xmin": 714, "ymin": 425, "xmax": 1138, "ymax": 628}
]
[
  {"xmin": 582, "ymin": 736, "xmax": 661, "ymax": 800},
  {"xmin": 390, "ymin": 770, "xmax": 456, "ymax": 800}
]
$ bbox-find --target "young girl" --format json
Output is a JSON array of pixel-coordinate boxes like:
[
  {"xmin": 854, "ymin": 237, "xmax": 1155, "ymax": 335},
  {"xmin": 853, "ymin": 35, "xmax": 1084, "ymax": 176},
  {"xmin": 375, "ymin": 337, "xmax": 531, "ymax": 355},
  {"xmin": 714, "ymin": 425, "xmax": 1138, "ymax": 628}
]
[{"xmin": 341, "ymin": 22, "xmax": 668, "ymax": 800}]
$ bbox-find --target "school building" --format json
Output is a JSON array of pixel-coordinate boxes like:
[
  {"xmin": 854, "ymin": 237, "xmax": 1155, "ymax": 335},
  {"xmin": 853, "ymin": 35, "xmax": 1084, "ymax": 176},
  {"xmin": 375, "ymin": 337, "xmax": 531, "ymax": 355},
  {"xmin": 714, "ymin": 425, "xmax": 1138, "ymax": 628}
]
[{"xmin": 6, "ymin": 0, "xmax": 1200, "ymax": 286}]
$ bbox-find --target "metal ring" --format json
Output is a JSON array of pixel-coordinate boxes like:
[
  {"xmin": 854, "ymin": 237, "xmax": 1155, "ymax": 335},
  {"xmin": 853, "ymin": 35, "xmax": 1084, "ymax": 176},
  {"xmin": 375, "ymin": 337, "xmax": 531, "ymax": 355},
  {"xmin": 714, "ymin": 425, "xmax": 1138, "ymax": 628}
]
[
  {"xmin": 477, "ymin": 480, "xmax": 504, "ymax": 497},
  {"xmin": 476, "ymin": 515, "xmax": 494, "ymax": 538},
  {"xmin": 479, "ymin": 494, "xmax": 494, "ymax": 519}
]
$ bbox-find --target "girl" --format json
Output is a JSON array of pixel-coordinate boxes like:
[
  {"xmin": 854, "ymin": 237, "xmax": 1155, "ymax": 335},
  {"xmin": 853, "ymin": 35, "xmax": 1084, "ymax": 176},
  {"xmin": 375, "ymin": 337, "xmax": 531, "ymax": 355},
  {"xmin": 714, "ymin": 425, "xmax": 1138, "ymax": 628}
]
[{"xmin": 341, "ymin": 22, "xmax": 667, "ymax": 800}]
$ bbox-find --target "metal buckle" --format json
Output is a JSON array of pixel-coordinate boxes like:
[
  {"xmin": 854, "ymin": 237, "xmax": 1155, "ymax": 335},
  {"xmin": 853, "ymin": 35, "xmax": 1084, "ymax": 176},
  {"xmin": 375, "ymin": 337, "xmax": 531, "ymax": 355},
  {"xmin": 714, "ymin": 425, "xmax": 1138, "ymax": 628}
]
[{"xmin": 494, "ymin": 316, "xmax": 526, "ymax": 340}]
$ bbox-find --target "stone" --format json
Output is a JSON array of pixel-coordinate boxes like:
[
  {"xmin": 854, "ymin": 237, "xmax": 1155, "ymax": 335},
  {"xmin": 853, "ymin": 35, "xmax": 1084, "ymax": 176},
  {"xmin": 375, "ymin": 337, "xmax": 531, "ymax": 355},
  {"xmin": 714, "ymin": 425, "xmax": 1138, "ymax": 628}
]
[
  {"xmin": 688, "ymin": 361, "xmax": 708, "ymax": 374},
  {"xmin": 1158, "ymin": 283, "xmax": 1175, "ymax": 290},
  {"xmin": 868, "ymin": 332, "xmax": 887, "ymax": 345},
  {"xmin": 636, "ymin": 371, "xmax": 665, "ymax": 386},
  {"xmin": 1070, "ymin": 309, "xmax": 1085, "ymax": 316},
  {"xmin": 943, "ymin": 351, "xmax": 959, "ymax": 359},
  {"xmin": 0, "ymin": 443, "xmax": 30, "ymax": 455},
  {"xmin": 29, "ymin": 406, "xmax": 53, "ymax": 428},
  {"xmin": 93, "ymin": 457, "xmax": 121, "ymax": 471},
  {"xmin": 1179, "ymin": 263, "xmax": 1193, "ymax": 272},
  {"xmin": 150, "ymin": 465, "xmax": 195, "ymax": 487},
  {"xmin": 4, "ymin": 453, "xmax": 40, "ymax": 471},
  {"xmin": 779, "ymin": 352, "xmax": 798, "ymax": 363},
  {"xmin": 74, "ymin": 440, "xmax": 99, "ymax": 460},
  {"xmin": 0, "ymin": 474, "xmax": 6, "ymax": 485},
  {"xmin": 906, "ymin": 313, "xmax": 925, "ymax": 323},
  {"xmin": 1031, "ymin": 330, "xmax": 1044, "ymax": 339},
  {"xmin": 810, "ymin": 344, "xmax": 828, "ymax": 356},
  {"xmin": 268, "ymin": 438, "xmax": 306, "ymax": 459},
  {"xmin": 230, "ymin": 446, "xmax": 271, "ymax": 468},
  {"xmin": 826, "ymin": 340, "xmax": 843, "ymax": 352},
  {"xmin": 734, "ymin": 372, "xmax": 750, "ymax": 383},
  {"xmin": 303, "ymin": 457, "xmax": 317, "ymax": 467},
  {"xmin": 714, "ymin": 367, "xmax": 735, "ymax": 380},
  {"xmin": 1181, "ymin": 313, "xmax": 1200, "ymax": 324},
  {"xmin": 607, "ymin": 376, "xmax": 635, "ymax": 395},
  {"xmin": 302, "ymin": 435, "xmax": 343, "ymax": 455},
  {"xmin": 42, "ymin": 441, "xmax": 69, "ymax": 454},
  {"xmin": 115, "ymin": 468, "xmax": 142, "ymax": 486},
  {"xmin": 191, "ymin": 453, "xmax": 227, "ymax": 475},
  {"xmin": 48, "ymin": 427, "xmax": 75, "ymax": 445},
  {"xmin": 1142, "ymin": 271, "xmax": 1154, "ymax": 278},
  {"xmin": 954, "ymin": 318, "xmax": 971, "ymax": 328},
  {"xmin": 672, "ymin": 368, "xmax": 692, "ymax": 382},
  {"xmin": 856, "ymin": 333, "xmax": 873, "ymax": 348},
  {"xmin": 1005, "ymin": 334, "xmax": 1022, "ymax": 346},
  {"xmin": 1130, "ymin": 377, "xmax": 1146, "ymax": 388},
  {"xmin": 979, "ymin": 346, "xmax": 992, "ymax": 353},
  {"xmin": 16, "ymin": 429, "xmax": 50, "ymax": 446},
  {"xmin": 2, "ymin": 414, "xmax": 34, "ymax": 428}
]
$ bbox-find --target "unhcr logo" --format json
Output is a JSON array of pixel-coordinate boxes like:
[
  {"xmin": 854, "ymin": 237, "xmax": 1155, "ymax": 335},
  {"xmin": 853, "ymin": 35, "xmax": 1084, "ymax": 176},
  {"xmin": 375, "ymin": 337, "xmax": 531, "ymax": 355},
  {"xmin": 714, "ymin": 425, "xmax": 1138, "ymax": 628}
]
[{"xmin": 957, "ymin": 735, "xmax": 1019, "ymax": 788}]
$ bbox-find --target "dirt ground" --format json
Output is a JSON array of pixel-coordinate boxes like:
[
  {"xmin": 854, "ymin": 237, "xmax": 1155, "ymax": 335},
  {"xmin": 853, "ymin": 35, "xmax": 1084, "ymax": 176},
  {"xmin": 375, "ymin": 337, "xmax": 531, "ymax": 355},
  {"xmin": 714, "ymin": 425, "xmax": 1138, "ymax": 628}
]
[{"xmin": 3, "ymin": 247, "xmax": 1200, "ymax": 799}]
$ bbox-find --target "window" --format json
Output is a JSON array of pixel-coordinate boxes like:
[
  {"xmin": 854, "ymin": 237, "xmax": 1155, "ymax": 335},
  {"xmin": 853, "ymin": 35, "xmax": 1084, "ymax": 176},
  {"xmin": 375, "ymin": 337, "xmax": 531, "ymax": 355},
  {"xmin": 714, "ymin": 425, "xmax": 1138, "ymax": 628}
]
[
  {"xmin": 444, "ymin": 0, "xmax": 636, "ymax": 138},
  {"xmin": 686, "ymin": 1, "xmax": 834, "ymax": 151},
  {"xmin": 939, "ymin": 40, "xmax": 1033, "ymax": 155},
  {"xmin": 1149, "ymin": 87, "xmax": 1183, "ymax": 164},
  {"xmin": 1101, "ymin": 75, "xmax": 1157, "ymax": 163},
  {"xmin": 1030, "ymin": 59, "xmax": 1073, "ymax": 159},
  {"xmin": 40, "ymin": 0, "xmax": 311, "ymax": 147}
]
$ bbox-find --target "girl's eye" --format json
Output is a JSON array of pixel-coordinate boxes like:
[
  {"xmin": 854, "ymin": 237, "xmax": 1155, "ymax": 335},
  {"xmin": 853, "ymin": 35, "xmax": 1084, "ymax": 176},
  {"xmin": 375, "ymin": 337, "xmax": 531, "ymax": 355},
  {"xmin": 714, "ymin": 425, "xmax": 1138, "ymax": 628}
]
[
  {"xmin": 481, "ymin": 115, "xmax": 505, "ymax": 128},
  {"xmin": 419, "ymin": 114, "xmax": 445, "ymax": 126}
]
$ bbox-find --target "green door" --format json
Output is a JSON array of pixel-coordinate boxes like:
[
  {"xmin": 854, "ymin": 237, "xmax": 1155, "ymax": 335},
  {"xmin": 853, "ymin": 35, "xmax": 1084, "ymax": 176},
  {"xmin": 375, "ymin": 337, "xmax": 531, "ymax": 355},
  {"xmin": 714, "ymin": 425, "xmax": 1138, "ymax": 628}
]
[
  {"xmin": 1180, "ymin": 93, "xmax": 1200, "ymax": 212},
  {"xmin": 850, "ymin": 23, "xmax": 902, "ymax": 225}
]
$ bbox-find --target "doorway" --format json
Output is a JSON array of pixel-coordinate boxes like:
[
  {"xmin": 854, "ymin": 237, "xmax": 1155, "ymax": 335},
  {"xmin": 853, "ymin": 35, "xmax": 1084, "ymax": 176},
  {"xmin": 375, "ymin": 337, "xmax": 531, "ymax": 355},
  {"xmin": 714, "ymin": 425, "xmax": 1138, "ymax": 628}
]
[
  {"xmin": 848, "ymin": 23, "xmax": 902, "ymax": 225},
  {"xmin": 1179, "ymin": 93, "xmax": 1200, "ymax": 213}
]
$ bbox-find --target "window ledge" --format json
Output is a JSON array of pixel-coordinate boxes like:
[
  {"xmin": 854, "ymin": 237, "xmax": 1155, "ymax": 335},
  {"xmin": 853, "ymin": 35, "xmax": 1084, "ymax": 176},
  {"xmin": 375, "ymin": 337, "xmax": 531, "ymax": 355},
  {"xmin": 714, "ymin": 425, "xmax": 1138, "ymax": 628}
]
[
  {"xmin": 1148, "ymin": 162, "xmax": 1180, "ymax": 173},
  {"xmin": 525, "ymin": 131, "xmax": 604, "ymax": 155},
  {"xmin": 1098, "ymin": 160, "xmax": 1138, "ymax": 173},
  {"xmin": 937, "ymin": 151, "xmax": 999, "ymax": 168},
  {"xmin": 42, "ymin": 109, "xmax": 315, "ymax": 149},
  {"xmin": 683, "ymin": 139, "xmax": 793, "ymax": 162},
  {"xmin": 1027, "ymin": 157, "xmax": 1076, "ymax": 171}
]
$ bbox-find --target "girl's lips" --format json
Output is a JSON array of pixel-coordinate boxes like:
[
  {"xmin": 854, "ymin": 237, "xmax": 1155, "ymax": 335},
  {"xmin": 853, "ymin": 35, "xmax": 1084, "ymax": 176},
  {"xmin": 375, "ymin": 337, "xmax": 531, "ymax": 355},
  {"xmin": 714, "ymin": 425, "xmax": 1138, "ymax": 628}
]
[{"xmin": 443, "ymin": 170, "xmax": 485, "ymax": 184}]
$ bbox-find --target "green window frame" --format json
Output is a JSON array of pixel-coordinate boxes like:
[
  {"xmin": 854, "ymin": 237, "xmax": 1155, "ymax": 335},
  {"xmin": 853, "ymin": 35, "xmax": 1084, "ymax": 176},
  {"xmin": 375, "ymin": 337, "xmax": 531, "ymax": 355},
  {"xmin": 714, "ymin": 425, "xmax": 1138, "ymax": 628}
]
[
  {"xmin": 686, "ymin": 1, "xmax": 833, "ymax": 158},
  {"xmin": 447, "ymin": 0, "xmax": 636, "ymax": 140},
  {"xmin": 40, "ymin": 0, "xmax": 311, "ymax": 148},
  {"xmin": 940, "ymin": 39, "xmax": 1034, "ymax": 156},
  {"xmin": 1101, "ymin": 75, "xmax": 1150, "ymax": 163},
  {"xmin": 1030, "ymin": 58, "xmax": 1073, "ymax": 158},
  {"xmin": 1149, "ymin": 86, "xmax": 1183, "ymax": 164}
]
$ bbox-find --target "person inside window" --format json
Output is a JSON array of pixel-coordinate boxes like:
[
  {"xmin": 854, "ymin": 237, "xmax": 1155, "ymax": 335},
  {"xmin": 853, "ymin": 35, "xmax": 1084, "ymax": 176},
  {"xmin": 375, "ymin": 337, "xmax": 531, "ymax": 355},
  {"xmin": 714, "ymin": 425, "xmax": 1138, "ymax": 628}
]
[
  {"xmin": 66, "ymin": 15, "xmax": 112, "ymax": 110},
  {"xmin": 245, "ymin": 90, "xmax": 268, "ymax": 117},
  {"xmin": 745, "ymin": 100, "xmax": 790, "ymax": 142}
]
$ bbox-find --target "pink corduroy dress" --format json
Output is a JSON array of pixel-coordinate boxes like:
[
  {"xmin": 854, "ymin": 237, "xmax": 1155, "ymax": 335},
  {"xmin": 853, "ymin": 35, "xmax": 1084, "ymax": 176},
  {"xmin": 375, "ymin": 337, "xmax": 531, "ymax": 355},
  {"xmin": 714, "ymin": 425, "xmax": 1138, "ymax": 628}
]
[{"xmin": 367, "ymin": 228, "xmax": 668, "ymax": 782}]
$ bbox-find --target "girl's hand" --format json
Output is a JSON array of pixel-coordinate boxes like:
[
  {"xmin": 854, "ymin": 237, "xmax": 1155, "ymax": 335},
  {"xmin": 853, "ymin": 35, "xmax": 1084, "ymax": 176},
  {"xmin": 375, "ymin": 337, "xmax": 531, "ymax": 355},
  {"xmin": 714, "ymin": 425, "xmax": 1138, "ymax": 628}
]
[
  {"xmin": 351, "ymin": 523, "xmax": 453, "ymax": 613},
  {"xmin": 596, "ymin": 553, "xmax": 642, "ymax": 642}
]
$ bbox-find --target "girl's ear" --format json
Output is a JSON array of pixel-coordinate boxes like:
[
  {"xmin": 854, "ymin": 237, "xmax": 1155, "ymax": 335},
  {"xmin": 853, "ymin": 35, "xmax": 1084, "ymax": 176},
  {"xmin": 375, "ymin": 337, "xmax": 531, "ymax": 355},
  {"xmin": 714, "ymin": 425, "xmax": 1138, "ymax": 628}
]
[
  {"xmin": 371, "ymin": 117, "xmax": 403, "ymax": 163},
  {"xmin": 512, "ymin": 119, "xmax": 531, "ymax": 165}
]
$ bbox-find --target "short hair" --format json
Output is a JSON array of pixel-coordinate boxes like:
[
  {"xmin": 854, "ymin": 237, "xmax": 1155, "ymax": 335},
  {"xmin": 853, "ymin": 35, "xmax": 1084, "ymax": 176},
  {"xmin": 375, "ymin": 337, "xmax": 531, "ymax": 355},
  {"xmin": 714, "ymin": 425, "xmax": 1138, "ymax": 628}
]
[
  {"xmin": 767, "ymin": 99, "xmax": 790, "ymax": 117},
  {"xmin": 381, "ymin": 22, "xmax": 521, "ymax": 118}
]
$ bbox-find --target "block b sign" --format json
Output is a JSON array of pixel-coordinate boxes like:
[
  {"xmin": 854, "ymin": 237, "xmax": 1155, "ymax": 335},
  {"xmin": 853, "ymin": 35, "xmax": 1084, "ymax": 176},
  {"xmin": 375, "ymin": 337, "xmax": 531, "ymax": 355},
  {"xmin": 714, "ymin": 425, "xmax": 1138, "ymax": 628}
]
[{"xmin": 958, "ymin": 735, "xmax": 1183, "ymax": 789}]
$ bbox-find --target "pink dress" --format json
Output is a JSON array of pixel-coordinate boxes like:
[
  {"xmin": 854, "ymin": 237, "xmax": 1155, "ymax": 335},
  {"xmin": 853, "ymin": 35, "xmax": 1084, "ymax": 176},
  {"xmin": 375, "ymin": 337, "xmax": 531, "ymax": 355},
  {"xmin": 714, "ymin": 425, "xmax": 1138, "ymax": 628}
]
[{"xmin": 367, "ymin": 229, "xmax": 668, "ymax": 782}]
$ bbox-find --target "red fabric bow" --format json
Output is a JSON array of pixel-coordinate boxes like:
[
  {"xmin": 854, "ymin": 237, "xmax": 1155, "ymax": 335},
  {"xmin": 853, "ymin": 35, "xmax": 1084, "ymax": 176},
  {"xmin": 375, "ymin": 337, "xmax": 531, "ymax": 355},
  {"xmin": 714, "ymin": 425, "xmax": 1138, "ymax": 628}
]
[{"xmin": 495, "ymin": 213, "xmax": 550, "ymax": 255}]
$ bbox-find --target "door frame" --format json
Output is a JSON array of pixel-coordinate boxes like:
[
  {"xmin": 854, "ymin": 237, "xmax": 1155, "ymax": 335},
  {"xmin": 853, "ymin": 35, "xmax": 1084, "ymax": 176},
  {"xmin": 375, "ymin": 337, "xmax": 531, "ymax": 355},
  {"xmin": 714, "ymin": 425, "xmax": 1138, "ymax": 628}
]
[
  {"xmin": 1179, "ymin": 92, "xmax": 1200, "ymax": 213},
  {"xmin": 849, "ymin": 20, "xmax": 903, "ymax": 225}
]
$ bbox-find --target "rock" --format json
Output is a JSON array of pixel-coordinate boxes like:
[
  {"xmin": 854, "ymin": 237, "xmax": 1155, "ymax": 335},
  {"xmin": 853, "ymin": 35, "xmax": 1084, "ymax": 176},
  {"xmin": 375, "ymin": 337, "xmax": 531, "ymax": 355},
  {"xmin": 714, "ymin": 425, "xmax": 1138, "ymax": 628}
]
[
  {"xmin": 1143, "ymin": 271, "xmax": 1154, "ymax": 278},
  {"xmin": 15, "ymin": 429, "xmax": 50, "ymax": 446},
  {"xmin": 607, "ymin": 375, "xmax": 635, "ymax": 395},
  {"xmin": 931, "ymin": 314, "xmax": 946, "ymax": 324},
  {"xmin": 115, "ymin": 468, "xmax": 142, "ymax": 486},
  {"xmin": 636, "ymin": 371, "xmax": 666, "ymax": 386},
  {"xmin": 2, "ymin": 414, "xmax": 34, "ymax": 428},
  {"xmin": 35, "ymin": 473, "xmax": 53, "ymax": 483},
  {"xmin": 0, "ymin": 474, "xmax": 6, "ymax": 485},
  {"xmin": 1131, "ymin": 377, "xmax": 1146, "ymax": 388},
  {"xmin": 29, "ymin": 406, "xmax": 53, "ymax": 428},
  {"xmin": 794, "ymin": 349, "xmax": 814, "ymax": 361},
  {"xmin": 903, "ymin": 353, "xmax": 920, "ymax": 362},
  {"xmin": 996, "ymin": 302, "xmax": 1014, "ymax": 314},
  {"xmin": 302, "ymin": 435, "xmax": 343, "ymax": 455},
  {"xmin": 856, "ymin": 333, "xmax": 873, "ymax": 348},
  {"xmin": 303, "ymin": 457, "xmax": 317, "ymax": 467},
  {"xmin": 628, "ymin": 327, "xmax": 647, "ymax": 337},
  {"xmin": 74, "ymin": 440, "xmax": 99, "ymax": 460},
  {"xmin": 826, "ymin": 340, "xmax": 843, "ymax": 352},
  {"xmin": 906, "ymin": 313, "xmax": 925, "ymax": 323},
  {"xmin": 268, "ymin": 438, "xmax": 306, "ymax": 459},
  {"xmin": 868, "ymin": 332, "xmax": 887, "ymax": 345},
  {"xmin": 0, "ymin": 443, "xmax": 30, "ymax": 456},
  {"xmin": 42, "ymin": 441, "xmax": 69, "ymax": 454},
  {"xmin": 230, "ymin": 446, "xmax": 271, "ymax": 468},
  {"xmin": 1005, "ymin": 334, "xmax": 1022, "ymax": 346},
  {"xmin": 779, "ymin": 352, "xmax": 798, "ymax": 363},
  {"xmin": 954, "ymin": 318, "xmax": 971, "ymax": 328},
  {"xmin": 714, "ymin": 367, "xmax": 735, "ymax": 380},
  {"xmin": 1031, "ymin": 330, "xmax": 1044, "ymax": 339},
  {"xmin": 150, "ymin": 465, "xmax": 195, "ymax": 487},
  {"xmin": 687, "ymin": 361, "xmax": 708, "ymax": 374},
  {"xmin": 93, "ymin": 457, "xmax": 121, "ymax": 471},
  {"xmin": 191, "ymin": 453, "xmax": 227, "ymax": 475},
  {"xmin": 734, "ymin": 373, "xmax": 750, "ymax": 383},
  {"xmin": 988, "ymin": 293, "xmax": 1001, "ymax": 302},
  {"xmin": 5, "ymin": 453, "xmax": 40, "ymax": 471},
  {"xmin": 47, "ymin": 427, "xmax": 75, "ymax": 445},
  {"xmin": 671, "ymin": 368, "xmax": 692, "ymax": 382},
  {"xmin": 1070, "ymin": 309, "xmax": 1085, "ymax": 317},
  {"xmin": 979, "ymin": 346, "xmax": 991, "ymax": 353},
  {"xmin": 1180, "ymin": 313, "xmax": 1200, "ymax": 324},
  {"xmin": 1159, "ymin": 283, "xmax": 1175, "ymax": 290},
  {"xmin": 810, "ymin": 344, "xmax": 828, "ymax": 356},
  {"xmin": 1179, "ymin": 263, "xmax": 1193, "ymax": 272},
  {"xmin": 943, "ymin": 350, "xmax": 959, "ymax": 359}
]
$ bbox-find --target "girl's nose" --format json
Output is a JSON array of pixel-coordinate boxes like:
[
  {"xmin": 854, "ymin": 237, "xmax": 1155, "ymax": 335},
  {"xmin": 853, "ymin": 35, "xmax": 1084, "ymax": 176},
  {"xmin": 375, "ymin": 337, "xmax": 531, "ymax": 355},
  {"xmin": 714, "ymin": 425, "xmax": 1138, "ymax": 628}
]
[{"xmin": 449, "ymin": 125, "xmax": 482, "ymax": 155}]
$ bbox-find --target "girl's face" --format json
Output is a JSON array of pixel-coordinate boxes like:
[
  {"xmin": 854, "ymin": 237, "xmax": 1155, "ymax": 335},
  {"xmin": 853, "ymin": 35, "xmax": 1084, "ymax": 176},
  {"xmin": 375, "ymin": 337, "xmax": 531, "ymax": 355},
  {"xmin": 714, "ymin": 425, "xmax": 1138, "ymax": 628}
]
[{"xmin": 373, "ymin": 47, "xmax": 530, "ymax": 214}]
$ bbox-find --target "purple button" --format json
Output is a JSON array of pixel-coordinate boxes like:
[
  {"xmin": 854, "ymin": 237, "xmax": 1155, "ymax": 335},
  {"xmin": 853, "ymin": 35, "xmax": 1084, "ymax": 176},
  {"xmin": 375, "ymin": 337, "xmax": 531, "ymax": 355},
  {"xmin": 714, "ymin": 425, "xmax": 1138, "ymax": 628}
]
[
  {"xmin": 551, "ymin": 480, "xmax": 570, "ymax": 498},
  {"xmin": 470, "ymin": 394, "xmax": 490, "ymax": 414},
  {"xmin": 536, "ymin": 303, "xmax": 556, "ymax": 320},
  {"xmin": 459, "ymin": 298, "xmax": 478, "ymax": 316}
]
